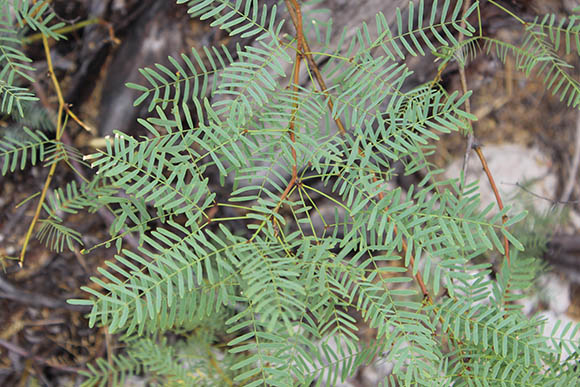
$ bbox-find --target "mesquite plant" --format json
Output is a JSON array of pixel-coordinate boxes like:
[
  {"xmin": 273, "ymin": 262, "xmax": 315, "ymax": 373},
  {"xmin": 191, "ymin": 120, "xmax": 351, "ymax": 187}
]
[{"xmin": 2, "ymin": 0, "xmax": 580, "ymax": 385}]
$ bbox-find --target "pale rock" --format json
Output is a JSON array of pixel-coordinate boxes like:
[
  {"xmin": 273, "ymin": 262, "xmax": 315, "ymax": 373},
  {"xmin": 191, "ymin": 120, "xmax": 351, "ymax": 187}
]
[
  {"xmin": 446, "ymin": 144, "xmax": 558, "ymax": 214},
  {"xmin": 357, "ymin": 359, "xmax": 396, "ymax": 386},
  {"xmin": 373, "ymin": 358, "xmax": 395, "ymax": 382},
  {"xmin": 539, "ymin": 273, "xmax": 571, "ymax": 315},
  {"xmin": 123, "ymin": 376, "xmax": 146, "ymax": 387},
  {"xmin": 517, "ymin": 293, "xmax": 539, "ymax": 317},
  {"xmin": 360, "ymin": 366, "xmax": 380, "ymax": 386}
]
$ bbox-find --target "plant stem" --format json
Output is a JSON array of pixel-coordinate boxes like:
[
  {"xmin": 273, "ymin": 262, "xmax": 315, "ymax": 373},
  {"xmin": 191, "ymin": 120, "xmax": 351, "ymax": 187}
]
[
  {"xmin": 284, "ymin": 0, "xmax": 346, "ymax": 135},
  {"xmin": 23, "ymin": 18, "xmax": 97, "ymax": 44},
  {"xmin": 284, "ymin": 0, "xmax": 431, "ymax": 300},
  {"xmin": 457, "ymin": 1, "xmax": 511, "ymax": 266},
  {"xmin": 474, "ymin": 145, "xmax": 510, "ymax": 265},
  {"xmin": 488, "ymin": 0, "xmax": 526, "ymax": 25},
  {"xmin": 19, "ymin": 33, "xmax": 67, "ymax": 266}
]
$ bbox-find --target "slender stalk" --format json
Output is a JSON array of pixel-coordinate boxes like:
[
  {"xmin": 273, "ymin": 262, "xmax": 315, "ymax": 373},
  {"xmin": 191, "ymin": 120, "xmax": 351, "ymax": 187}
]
[
  {"xmin": 284, "ymin": 0, "xmax": 346, "ymax": 135},
  {"xmin": 19, "ymin": 105, "xmax": 62, "ymax": 266},
  {"xmin": 19, "ymin": 33, "xmax": 67, "ymax": 265},
  {"xmin": 287, "ymin": 0, "xmax": 302, "ymax": 180},
  {"xmin": 264, "ymin": 0, "xmax": 305, "ymax": 232},
  {"xmin": 488, "ymin": 0, "xmax": 526, "ymax": 25},
  {"xmin": 459, "ymin": 0, "xmax": 473, "ymax": 177},
  {"xmin": 22, "ymin": 18, "xmax": 119, "ymax": 45},
  {"xmin": 456, "ymin": 1, "xmax": 510, "ymax": 266},
  {"xmin": 447, "ymin": 2, "xmax": 506, "ymax": 371},
  {"xmin": 284, "ymin": 0, "xmax": 430, "ymax": 299},
  {"xmin": 474, "ymin": 145, "xmax": 510, "ymax": 265}
]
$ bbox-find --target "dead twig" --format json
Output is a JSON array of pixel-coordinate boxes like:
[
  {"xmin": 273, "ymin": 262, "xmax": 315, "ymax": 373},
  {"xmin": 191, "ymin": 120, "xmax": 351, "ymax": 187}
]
[
  {"xmin": 505, "ymin": 182, "xmax": 580, "ymax": 205},
  {"xmin": 0, "ymin": 276, "xmax": 89, "ymax": 312},
  {"xmin": 22, "ymin": 18, "xmax": 119, "ymax": 46},
  {"xmin": 0, "ymin": 338, "xmax": 83, "ymax": 374}
]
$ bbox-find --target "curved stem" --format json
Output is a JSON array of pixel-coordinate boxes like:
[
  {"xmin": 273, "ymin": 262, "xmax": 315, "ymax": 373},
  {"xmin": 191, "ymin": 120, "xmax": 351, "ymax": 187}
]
[
  {"xmin": 19, "ymin": 33, "xmax": 68, "ymax": 266},
  {"xmin": 474, "ymin": 145, "xmax": 510, "ymax": 265}
]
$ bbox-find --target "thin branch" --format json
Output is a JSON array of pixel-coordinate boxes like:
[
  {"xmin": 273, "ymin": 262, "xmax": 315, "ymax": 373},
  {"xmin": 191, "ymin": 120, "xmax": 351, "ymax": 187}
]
[
  {"xmin": 20, "ymin": 30, "xmax": 97, "ymax": 265},
  {"xmin": 269, "ymin": 0, "xmax": 305, "ymax": 231},
  {"xmin": 284, "ymin": 0, "xmax": 346, "ymax": 135},
  {"xmin": 18, "ymin": 109, "xmax": 62, "ymax": 267},
  {"xmin": 445, "ymin": 1, "xmax": 502, "ymax": 360},
  {"xmin": 474, "ymin": 145, "xmax": 510, "ymax": 265},
  {"xmin": 459, "ymin": 0, "xmax": 473, "ymax": 178},
  {"xmin": 22, "ymin": 18, "xmax": 119, "ymax": 46},
  {"xmin": 505, "ymin": 182, "xmax": 580, "ymax": 205},
  {"xmin": 488, "ymin": 0, "xmax": 527, "ymax": 25},
  {"xmin": 454, "ymin": 1, "xmax": 510, "ymax": 266},
  {"xmin": 0, "ymin": 338, "xmax": 83, "ymax": 374},
  {"xmin": 105, "ymin": 326, "xmax": 113, "ymax": 387},
  {"xmin": 286, "ymin": 0, "xmax": 302, "ymax": 180},
  {"xmin": 207, "ymin": 347, "xmax": 233, "ymax": 386},
  {"xmin": 30, "ymin": 64, "xmax": 141, "ymax": 253},
  {"xmin": 0, "ymin": 276, "xmax": 89, "ymax": 311},
  {"xmin": 284, "ymin": 0, "xmax": 430, "ymax": 301}
]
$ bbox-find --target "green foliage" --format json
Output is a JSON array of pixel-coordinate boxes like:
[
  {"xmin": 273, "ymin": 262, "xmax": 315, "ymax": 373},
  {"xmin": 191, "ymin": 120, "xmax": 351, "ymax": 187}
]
[
  {"xmin": 0, "ymin": 0, "xmax": 66, "ymax": 116},
  {"xmin": 438, "ymin": 9, "xmax": 580, "ymax": 107},
  {"xmin": 126, "ymin": 44, "xmax": 236, "ymax": 112},
  {"xmin": 2, "ymin": 0, "xmax": 580, "ymax": 385},
  {"xmin": 2, "ymin": 100, "xmax": 55, "ymax": 132},
  {"xmin": 0, "ymin": 80, "xmax": 37, "ymax": 115},
  {"xmin": 81, "ymin": 332, "xmax": 240, "ymax": 386},
  {"xmin": 489, "ymin": 25, "xmax": 580, "ymax": 107},
  {"xmin": 0, "ymin": 1, "xmax": 83, "ymax": 256},
  {"xmin": 36, "ymin": 217, "xmax": 84, "ymax": 252},
  {"xmin": 0, "ymin": 126, "xmax": 51, "ymax": 174},
  {"xmin": 178, "ymin": 0, "xmax": 283, "ymax": 38},
  {"xmin": 79, "ymin": 353, "xmax": 142, "ymax": 387},
  {"xmin": 10, "ymin": 0, "xmax": 66, "ymax": 40}
]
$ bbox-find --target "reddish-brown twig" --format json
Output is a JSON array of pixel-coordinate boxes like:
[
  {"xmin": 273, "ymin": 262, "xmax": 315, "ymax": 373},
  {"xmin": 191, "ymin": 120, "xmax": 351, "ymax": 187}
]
[
  {"xmin": 474, "ymin": 145, "xmax": 510, "ymax": 265},
  {"xmin": 268, "ymin": 0, "xmax": 306, "ymax": 227},
  {"xmin": 372, "ymin": 177, "xmax": 430, "ymax": 299},
  {"xmin": 450, "ymin": 0, "xmax": 510, "ymax": 267},
  {"xmin": 284, "ymin": 0, "xmax": 346, "ymax": 135},
  {"xmin": 282, "ymin": 3, "xmax": 479, "ymax": 374},
  {"xmin": 284, "ymin": 0, "xmax": 429, "ymax": 301},
  {"xmin": 287, "ymin": 0, "xmax": 302, "ymax": 181}
]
